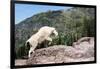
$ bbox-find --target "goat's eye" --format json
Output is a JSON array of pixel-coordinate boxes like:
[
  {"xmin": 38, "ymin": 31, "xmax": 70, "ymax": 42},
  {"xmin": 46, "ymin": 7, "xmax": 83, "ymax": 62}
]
[{"xmin": 50, "ymin": 32, "xmax": 54, "ymax": 37}]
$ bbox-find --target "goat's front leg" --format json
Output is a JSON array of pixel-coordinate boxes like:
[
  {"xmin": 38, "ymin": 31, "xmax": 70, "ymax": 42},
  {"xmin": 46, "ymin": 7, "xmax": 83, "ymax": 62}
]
[
  {"xmin": 46, "ymin": 37, "xmax": 52, "ymax": 42},
  {"xmin": 46, "ymin": 37, "xmax": 52, "ymax": 45}
]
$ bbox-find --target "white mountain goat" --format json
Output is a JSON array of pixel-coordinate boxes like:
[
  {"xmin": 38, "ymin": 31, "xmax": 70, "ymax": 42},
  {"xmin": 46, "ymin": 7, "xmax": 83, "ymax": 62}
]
[{"xmin": 26, "ymin": 26, "xmax": 58, "ymax": 58}]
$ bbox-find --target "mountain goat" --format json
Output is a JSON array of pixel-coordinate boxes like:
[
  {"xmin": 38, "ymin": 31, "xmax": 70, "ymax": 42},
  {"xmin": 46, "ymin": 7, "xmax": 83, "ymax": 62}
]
[{"xmin": 26, "ymin": 26, "xmax": 58, "ymax": 58}]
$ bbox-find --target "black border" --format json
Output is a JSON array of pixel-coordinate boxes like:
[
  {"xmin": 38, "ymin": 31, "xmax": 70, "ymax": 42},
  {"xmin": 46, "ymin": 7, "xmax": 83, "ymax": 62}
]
[{"xmin": 10, "ymin": 1, "xmax": 97, "ymax": 69}]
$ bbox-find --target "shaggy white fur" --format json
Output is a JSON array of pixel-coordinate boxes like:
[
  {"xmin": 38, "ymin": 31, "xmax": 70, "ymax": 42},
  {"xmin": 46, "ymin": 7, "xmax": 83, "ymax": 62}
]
[{"xmin": 26, "ymin": 26, "xmax": 58, "ymax": 58}]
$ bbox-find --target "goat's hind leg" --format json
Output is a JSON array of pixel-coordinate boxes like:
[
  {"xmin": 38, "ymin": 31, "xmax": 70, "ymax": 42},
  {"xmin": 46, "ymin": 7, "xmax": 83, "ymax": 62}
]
[{"xmin": 28, "ymin": 44, "xmax": 37, "ymax": 58}]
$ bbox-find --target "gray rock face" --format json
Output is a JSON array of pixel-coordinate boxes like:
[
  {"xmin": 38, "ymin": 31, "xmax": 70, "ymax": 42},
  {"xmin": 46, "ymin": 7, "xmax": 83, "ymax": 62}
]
[{"xmin": 26, "ymin": 37, "xmax": 95, "ymax": 65}]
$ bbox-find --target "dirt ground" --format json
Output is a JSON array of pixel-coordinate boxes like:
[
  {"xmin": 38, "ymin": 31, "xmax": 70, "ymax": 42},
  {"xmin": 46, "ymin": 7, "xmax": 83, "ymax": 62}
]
[{"xmin": 15, "ymin": 59, "xmax": 27, "ymax": 66}]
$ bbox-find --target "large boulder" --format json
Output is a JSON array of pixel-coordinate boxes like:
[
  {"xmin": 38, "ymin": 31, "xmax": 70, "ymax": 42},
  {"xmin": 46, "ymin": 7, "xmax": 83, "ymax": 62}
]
[{"xmin": 26, "ymin": 37, "xmax": 94, "ymax": 65}]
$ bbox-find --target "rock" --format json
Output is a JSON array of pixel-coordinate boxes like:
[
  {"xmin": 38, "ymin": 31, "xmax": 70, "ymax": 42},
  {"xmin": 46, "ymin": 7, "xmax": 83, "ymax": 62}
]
[
  {"xmin": 73, "ymin": 37, "xmax": 94, "ymax": 58},
  {"xmin": 26, "ymin": 37, "xmax": 94, "ymax": 65}
]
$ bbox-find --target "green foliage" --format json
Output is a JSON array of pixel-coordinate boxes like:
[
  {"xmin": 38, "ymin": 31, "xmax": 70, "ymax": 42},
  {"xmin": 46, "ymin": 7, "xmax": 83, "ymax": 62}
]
[{"xmin": 15, "ymin": 7, "xmax": 95, "ymax": 58}]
